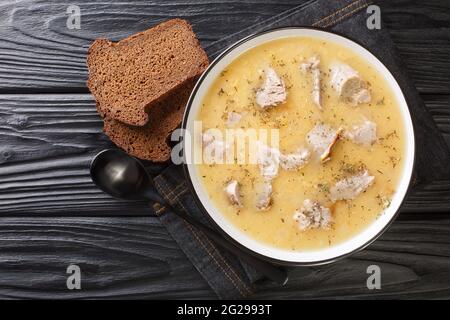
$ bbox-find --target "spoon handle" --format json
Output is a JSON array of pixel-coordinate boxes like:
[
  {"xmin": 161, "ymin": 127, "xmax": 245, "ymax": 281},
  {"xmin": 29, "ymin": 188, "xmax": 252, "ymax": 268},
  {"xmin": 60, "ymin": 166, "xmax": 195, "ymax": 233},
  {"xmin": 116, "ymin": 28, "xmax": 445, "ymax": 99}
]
[{"xmin": 147, "ymin": 191, "xmax": 288, "ymax": 286}]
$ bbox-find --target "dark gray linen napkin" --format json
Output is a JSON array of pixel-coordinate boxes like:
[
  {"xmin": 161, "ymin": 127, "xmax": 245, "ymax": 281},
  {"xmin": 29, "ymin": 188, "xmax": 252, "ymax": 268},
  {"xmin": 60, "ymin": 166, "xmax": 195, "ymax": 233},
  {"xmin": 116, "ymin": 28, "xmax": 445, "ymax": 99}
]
[{"xmin": 152, "ymin": 0, "xmax": 450, "ymax": 299}]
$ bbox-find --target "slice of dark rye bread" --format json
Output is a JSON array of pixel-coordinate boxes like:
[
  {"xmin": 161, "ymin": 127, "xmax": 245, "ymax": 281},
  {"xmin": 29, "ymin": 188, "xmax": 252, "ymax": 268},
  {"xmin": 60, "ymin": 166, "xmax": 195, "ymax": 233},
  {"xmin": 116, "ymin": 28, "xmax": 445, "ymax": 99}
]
[
  {"xmin": 102, "ymin": 81, "xmax": 195, "ymax": 162},
  {"xmin": 87, "ymin": 19, "xmax": 208, "ymax": 126}
]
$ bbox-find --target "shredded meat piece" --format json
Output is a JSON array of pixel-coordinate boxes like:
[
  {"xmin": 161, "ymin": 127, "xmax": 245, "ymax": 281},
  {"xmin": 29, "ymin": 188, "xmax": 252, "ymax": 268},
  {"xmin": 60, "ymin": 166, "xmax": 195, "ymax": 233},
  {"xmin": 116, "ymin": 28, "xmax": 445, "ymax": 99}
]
[
  {"xmin": 306, "ymin": 124, "xmax": 342, "ymax": 162},
  {"xmin": 344, "ymin": 120, "xmax": 377, "ymax": 146},
  {"xmin": 300, "ymin": 55, "xmax": 322, "ymax": 110},
  {"xmin": 293, "ymin": 199, "xmax": 333, "ymax": 231},
  {"xmin": 279, "ymin": 148, "xmax": 311, "ymax": 170},
  {"xmin": 224, "ymin": 180, "xmax": 243, "ymax": 207},
  {"xmin": 255, "ymin": 181, "xmax": 273, "ymax": 211},
  {"xmin": 330, "ymin": 170, "xmax": 375, "ymax": 202},
  {"xmin": 330, "ymin": 62, "xmax": 371, "ymax": 106},
  {"xmin": 255, "ymin": 68, "xmax": 287, "ymax": 109}
]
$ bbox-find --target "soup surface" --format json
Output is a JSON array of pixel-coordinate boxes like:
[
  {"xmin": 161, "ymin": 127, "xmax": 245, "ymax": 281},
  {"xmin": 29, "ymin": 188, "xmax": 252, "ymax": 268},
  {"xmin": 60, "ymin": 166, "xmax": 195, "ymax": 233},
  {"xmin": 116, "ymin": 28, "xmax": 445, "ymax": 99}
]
[{"xmin": 195, "ymin": 37, "xmax": 405, "ymax": 251}]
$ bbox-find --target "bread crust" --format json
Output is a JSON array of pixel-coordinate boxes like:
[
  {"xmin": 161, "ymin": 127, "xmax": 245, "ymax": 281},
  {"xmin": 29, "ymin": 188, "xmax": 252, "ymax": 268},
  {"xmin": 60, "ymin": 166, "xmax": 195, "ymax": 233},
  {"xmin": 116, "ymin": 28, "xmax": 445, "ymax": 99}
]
[
  {"xmin": 102, "ymin": 81, "xmax": 195, "ymax": 162},
  {"xmin": 87, "ymin": 19, "xmax": 208, "ymax": 126}
]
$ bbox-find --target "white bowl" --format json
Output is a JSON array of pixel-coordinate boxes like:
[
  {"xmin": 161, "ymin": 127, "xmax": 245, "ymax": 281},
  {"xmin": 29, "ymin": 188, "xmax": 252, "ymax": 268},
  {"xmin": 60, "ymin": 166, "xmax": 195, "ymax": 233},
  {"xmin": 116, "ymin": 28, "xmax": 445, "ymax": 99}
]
[{"xmin": 182, "ymin": 27, "xmax": 415, "ymax": 266}]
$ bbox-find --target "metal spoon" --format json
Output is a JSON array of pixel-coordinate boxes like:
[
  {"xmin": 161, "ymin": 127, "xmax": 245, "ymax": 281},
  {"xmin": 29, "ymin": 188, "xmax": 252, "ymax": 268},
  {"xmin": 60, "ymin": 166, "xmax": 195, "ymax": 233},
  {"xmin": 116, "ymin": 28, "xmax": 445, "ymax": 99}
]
[{"xmin": 90, "ymin": 149, "xmax": 288, "ymax": 286}]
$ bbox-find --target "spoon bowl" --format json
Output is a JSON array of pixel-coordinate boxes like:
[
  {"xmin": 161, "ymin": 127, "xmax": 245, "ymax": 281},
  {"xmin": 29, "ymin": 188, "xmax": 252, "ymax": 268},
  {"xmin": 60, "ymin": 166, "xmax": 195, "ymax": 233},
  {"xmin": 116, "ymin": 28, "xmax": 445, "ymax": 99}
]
[{"xmin": 90, "ymin": 149, "xmax": 151, "ymax": 200}]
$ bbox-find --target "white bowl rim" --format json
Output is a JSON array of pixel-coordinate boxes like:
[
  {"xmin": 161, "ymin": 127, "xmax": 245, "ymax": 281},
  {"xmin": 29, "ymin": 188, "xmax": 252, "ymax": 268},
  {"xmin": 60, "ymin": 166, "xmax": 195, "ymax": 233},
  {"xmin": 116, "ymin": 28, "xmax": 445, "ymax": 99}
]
[{"xmin": 181, "ymin": 27, "xmax": 416, "ymax": 266}]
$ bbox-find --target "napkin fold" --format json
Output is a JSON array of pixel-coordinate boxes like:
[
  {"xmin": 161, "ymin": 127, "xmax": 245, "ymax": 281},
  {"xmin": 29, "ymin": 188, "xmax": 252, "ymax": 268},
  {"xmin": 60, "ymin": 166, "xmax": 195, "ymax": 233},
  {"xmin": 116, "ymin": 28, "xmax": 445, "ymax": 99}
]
[{"xmin": 151, "ymin": 0, "xmax": 450, "ymax": 299}]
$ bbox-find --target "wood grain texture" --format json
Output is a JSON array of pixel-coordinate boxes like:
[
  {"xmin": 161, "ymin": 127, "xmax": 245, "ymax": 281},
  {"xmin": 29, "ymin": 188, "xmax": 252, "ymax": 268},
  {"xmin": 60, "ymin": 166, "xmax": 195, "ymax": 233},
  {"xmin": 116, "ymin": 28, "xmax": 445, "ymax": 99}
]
[
  {"xmin": 0, "ymin": 0, "xmax": 447, "ymax": 93},
  {"xmin": 0, "ymin": 216, "xmax": 213, "ymax": 299},
  {"xmin": 380, "ymin": 0, "xmax": 450, "ymax": 94},
  {"xmin": 0, "ymin": 94, "xmax": 138, "ymax": 215},
  {"xmin": 0, "ymin": 0, "xmax": 292, "ymax": 92},
  {"xmin": 0, "ymin": 215, "xmax": 448, "ymax": 299},
  {"xmin": 0, "ymin": 94, "xmax": 170, "ymax": 215},
  {"xmin": 0, "ymin": 94, "xmax": 449, "ymax": 215}
]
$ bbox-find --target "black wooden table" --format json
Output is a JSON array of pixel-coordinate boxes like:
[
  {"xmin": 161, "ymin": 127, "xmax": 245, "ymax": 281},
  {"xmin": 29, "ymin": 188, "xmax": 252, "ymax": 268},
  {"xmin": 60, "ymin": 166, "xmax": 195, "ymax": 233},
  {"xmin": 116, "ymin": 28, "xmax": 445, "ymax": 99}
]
[{"xmin": 0, "ymin": 0, "xmax": 449, "ymax": 299}]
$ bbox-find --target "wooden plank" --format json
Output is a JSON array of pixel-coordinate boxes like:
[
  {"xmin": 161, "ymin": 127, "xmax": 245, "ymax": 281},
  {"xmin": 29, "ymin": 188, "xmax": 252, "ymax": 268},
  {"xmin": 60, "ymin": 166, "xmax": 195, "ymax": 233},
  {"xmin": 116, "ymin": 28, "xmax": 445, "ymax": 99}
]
[
  {"xmin": 380, "ymin": 0, "xmax": 450, "ymax": 94},
  {"xmin": 0, "ymin": 94, "xmax": 147, "ymax": 215},
  {"xmin": 0, "ymin": 93, "xmax": 449, "ymax": 215},
  {"xmin": 0, "ymin": 0, "xmax": 291, "ymax": 92},
  {"xmin": 0, "ymin": 215, "xmax": 448, "ymax": 299},
  {"xmin": 0, "ymin": 0, "xmax": 448, "ymax": 93},
  {"xmin": 0, "ymin": 216, "xmax": 213, "ymax": 299}
]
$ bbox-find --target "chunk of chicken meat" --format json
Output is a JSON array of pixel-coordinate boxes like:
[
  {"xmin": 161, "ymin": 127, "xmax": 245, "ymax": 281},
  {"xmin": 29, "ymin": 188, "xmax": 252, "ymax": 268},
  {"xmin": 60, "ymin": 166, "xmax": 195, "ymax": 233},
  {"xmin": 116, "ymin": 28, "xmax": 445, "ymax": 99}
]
[
  {"xmin": 202, "ymin": 132, "xmax": 229, "ymax": 164},
  {"xmin": 254, "ymin": 143, "xmax": 311, "ymax": 210},
  {"xmin": 300, "ymin": 55, "xmax": 320, "ymax": 72},
  {"xmin": 330, "ymin": 170, "xmax": 375, "ymax": 202},
  {"xmin": 202, "ymin": 131, "xmax": 215, "ymax": 146},
  {"xmin": 226, "ymin": 111, "xmax": 243, "ymax": 127},
  {"xmin": 293, "ymin": 199, "xmax": 333, "ymax": 231},
  {"xmin": 279, "ymin": 148, "xmax": 311, "ymax": 171},
  {"xmin": 330, "ymin": 62, "xmax": 371, "ymax": 106},
  {"xmin": 255, "ymin": 68, "xmax": 287, "ymax": 109},
  {"xmin": 344, "ymin": 120, "xmax": 377, "ymax": 146},
  {"xmin": 306, "ymin": 124, "xmax": 342, "ymax": 162},
  {"xmin": 255, "ymin": 181, "xmax": 273, "ymax": 211},
  {"xmin": 256, "ymin": 142, "xmax": 280, "ymax": 181},
  {"xmin": 300, "ymin": 55, "xmax": 322, "ymax": 110},
  {"xmin": 224, "ymin": 180, "xmax": 243, "ymax": 207}
]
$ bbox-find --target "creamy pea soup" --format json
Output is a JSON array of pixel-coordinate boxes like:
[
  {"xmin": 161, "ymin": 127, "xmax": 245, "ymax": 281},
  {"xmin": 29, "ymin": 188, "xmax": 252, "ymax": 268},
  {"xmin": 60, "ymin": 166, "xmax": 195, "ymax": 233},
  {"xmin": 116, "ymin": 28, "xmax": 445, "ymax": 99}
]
[{"xmin": 195, "ymin": 37, "xmax": 405, "ymax": 251}]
